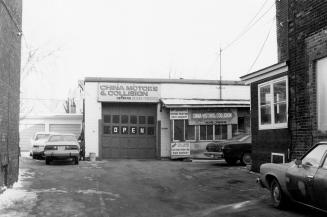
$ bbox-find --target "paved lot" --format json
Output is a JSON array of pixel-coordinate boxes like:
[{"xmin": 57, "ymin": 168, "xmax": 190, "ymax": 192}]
[{"xmin": 0, "ymin": 155, "xmax": 325, "ymax": 217}]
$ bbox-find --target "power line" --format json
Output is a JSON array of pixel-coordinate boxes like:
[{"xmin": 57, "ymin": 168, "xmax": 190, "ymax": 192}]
[
  {"xmin": 222, "ymin": 1, "xmax": 275, "ymax": 51},
  {"xmin": 247, "ymin": 17, "xmax": 276, "ymax": 74}
]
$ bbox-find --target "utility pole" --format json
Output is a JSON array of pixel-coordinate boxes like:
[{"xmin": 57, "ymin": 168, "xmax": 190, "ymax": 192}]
[{"xmin": 219, "ymin": 47, "xmax": 222, "ymax": 100}]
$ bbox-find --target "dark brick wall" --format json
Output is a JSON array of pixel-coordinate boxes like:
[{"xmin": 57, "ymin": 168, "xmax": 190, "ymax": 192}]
[
  {"xmin": 287, "ymin": 0, "xmax": 327, "ymax": 159},
  {"xmin": 250, "ymin": 73, "xmax": 290, "ymax": 172},
  {"xmin": 0, "ymin": 0, "xmax": 22, "ymax": 188},
  {"xmin": 276, "ymin": 0, "xmax": 289, "ymax": 62}
]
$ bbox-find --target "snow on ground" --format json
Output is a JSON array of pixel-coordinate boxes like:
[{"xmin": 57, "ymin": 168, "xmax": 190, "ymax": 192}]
[{"xmin": 0, "ymin": 169, "xmax": 37, "ymax": 217}]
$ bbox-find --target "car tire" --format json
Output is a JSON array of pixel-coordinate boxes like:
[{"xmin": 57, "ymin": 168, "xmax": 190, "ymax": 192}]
[
  {"xmin": 240, "ymin": 153, "xmax": 252, "ymax": 165},
  {"xmin": 270, "ymin": 179, "xmax": 286, "ymax": 208},
  {"xmin": 225, "ymin": 158, "xmax": 237, "ymax": 165},
  {"xmin": 45, "ymin": 157, "xmax": 51, "ymax": 165},
  {"xmin": 32, "ymin": 155, "xmax": 36, "ymax": 160},
  {"xmin": 75, "ymin": 157, "xmax": 79, "ymax": 165}
]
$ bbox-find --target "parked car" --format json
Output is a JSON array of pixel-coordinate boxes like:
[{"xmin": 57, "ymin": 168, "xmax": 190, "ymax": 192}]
[
  {"xmin": 30, "ymin": 132, "xmax": 52, "ymax": 159},
  {"xmin": 257, "ymin": 141, "xmax": 327, "ymax": 213},
  {"xmin": 204, "ymin": 141, "xmax": 252, "ymax": 165},
  {"xmin": 44, "ymin": 133, "xmax": 80, "ymax": 165}
]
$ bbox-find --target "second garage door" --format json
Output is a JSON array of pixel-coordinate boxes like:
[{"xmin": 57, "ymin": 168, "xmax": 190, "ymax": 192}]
[
  {"xmin": 49, "ymin": 124, "xmax": 81, "ymax": 138},
  {"xmin": 101, "ymin": 103, "xmax": 157, "ymax": 159}
]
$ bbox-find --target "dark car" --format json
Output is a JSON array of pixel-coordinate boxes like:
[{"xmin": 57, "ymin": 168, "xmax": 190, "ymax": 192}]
[
  {"xmin": 257, "ymin": 141, "xmax": 327, "ymax": 213},
  {"xmin": 204, "ymin": 141, "xmax": 252, "ymax": 165}
]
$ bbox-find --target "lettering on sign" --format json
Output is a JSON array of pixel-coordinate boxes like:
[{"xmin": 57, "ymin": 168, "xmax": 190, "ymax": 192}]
[
  {"xmin": 113, "ymin": 126, "xmax": 119, "ymax": 134},
  {"xmin": 130, "ymin": 127, "xmax": 137, "ymax": 134},
  {"xmin": 139, "ymin": 127, "xmax": 145, "ymax": 135},
  {"xmin": 171, "ymin": 142, "xmax": 190, "ymax": 158},
  {"xmin": 121, "ymin": 126, "xmax": 128, "ymax": 134},
  {"xmin": 98, "ymin": 83, "xmax": 160, "ymax": 102},
  {"xmin": 170, "ymin": 109, "xmax": 188, "ymax": 120}
]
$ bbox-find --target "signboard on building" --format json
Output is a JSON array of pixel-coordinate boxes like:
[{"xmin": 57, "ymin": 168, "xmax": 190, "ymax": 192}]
[
  {"xmin": 171, "ymin": 142, "xmax": 190, "ymax": 158},
  {"xmin": 189, "ymin": 108, "xmax": 237, "ymax": 125},
  {"xmin": 98, "ymin": 83, "xmax": 160, "ymax": 102},
  {"xmin": 170, "ymin": 109, "xmax": 188, "ymax": 119}
]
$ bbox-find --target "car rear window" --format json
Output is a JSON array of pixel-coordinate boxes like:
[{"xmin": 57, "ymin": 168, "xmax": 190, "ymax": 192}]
[
  {"xmin": 35, "ymin": 134, "xmax": 49, "ymax": 141},
  {"xmin": 48, "ymin": 135, "xmax": 77, "ymax": 142}
]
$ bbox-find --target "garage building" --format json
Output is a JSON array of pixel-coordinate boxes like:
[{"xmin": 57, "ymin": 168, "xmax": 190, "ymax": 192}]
[{"xmin": 84, "ymin": 77, "xmax": 250, "ymax": 159}]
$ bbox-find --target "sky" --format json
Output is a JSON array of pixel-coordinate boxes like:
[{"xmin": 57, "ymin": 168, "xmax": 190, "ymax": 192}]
[{"xmin": 21, "ymin": 0, "xmax": 277, "ymax": 114}]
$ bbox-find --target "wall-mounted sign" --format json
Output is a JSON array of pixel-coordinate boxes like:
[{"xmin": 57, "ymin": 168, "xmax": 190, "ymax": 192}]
[
  {"xmin": 98, "ymin": 83, "xmax": 160, "ymax": 102},
  {"xmin": 189, "ymin": 108, "xmax": 237, "ymax": 125},
  {"xmin": 170, "ymin": 109, "xmax": 188, "ymax": 119},
  {"xmin": 171, "ymin": 142, "xmax": 190, "ymax": 159}
]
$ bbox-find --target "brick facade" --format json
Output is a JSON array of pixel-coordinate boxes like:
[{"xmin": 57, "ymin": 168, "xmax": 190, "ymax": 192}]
[
  {"xmin": 0, "ymin": 0, "xmax": 22, "ymax": 188},
  {"xmin": 287, "ymin": 0, "xmax": 327, "ymax": 159}
]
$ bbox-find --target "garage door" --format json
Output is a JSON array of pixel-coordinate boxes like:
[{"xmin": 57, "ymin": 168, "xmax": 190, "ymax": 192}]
[
  {"xmin": 101, "ymin": 103, "xmax": 157, "ymax": 159},
  {"xmin": 19, "ymin": 124, "xmax": 45, "ymax": 151},
  {"xmin": 49, "ymin": 124, "xmax": 81, "ymax": 138}
]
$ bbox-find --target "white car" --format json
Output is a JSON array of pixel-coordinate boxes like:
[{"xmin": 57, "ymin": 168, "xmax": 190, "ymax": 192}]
[
  {"xmin": 44, "ymin": 133, "xmax": 80, "ymax": 165},
  {"xmin": 30, "ymin": 132, "xmax": 52, "ymax": 159}
]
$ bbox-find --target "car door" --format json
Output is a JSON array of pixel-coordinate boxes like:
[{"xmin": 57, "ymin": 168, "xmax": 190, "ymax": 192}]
[
  {"xmin": 312, "ymin": 150, "xmax": 327, "ymax": 210},
  {"xmin": 286, "ymin": 144, "xmax": 327, "ymax": 205}
]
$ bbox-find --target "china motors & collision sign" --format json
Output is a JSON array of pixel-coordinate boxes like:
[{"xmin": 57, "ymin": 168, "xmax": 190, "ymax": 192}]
[{"xmin": 98, "ymin": 83, "xmax": 160, "ymax": 102}]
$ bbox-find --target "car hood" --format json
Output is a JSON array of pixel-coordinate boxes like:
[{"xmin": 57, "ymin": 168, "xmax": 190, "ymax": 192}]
[
  {"xmin": 45, "ymin": 141, "xmax": 79, "ymax": 146},
  {"xmin": 260, "ymin": 161, "xmax": 294, "ymax": 174}
]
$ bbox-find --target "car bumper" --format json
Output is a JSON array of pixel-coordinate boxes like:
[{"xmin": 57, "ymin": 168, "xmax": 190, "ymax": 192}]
[
  {"xmin": 44, "ymin": 151, "xmax": 79, "ymax": 158},
  {"xmin": 32, "ymin": 151, "xmax": 44, "ymax": 157},
  {"xmin": 203, "ymin": 151, "xmax": 224, "ymax": 159}
]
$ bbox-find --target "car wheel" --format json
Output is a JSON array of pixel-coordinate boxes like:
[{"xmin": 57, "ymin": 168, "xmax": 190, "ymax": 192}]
[
  {"xmin": 270, "ymin": 179, "xmax": 286, "ymax": 208},
  {"xmin": 75, "ymin": 157, "xmax": 79, "ymax": 165},
  {"xmin": 32, "ymin": 155, "xmax": 36, "ymax": 160},
  {"xmin": 45, "ymin": 157, "xmax": 51, "ymax": 165},
  {"xmin": 225, "ymin": 158, "xmax": 237, "ymax": 165},
  {"xmin": 241, "ymin": 153, "xmax": 252, "ymax": 165}
]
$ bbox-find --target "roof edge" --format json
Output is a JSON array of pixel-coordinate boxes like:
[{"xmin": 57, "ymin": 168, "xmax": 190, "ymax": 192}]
[
  {"xmin": 84, "ymin": 77, "xmax": 247, "ymax": 86},
  {"xmin": 240, "ymin": 61, "xmax": 288, "ymax": 84}
]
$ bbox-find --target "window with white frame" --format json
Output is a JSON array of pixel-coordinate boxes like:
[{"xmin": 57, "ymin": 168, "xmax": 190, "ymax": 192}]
[
  {"xmin": 173, "ymin": 120, "xmax": 195, "ymax": 141},
  {"xmin": 258, "ymin": 76, "xmax": 288, "ymax": 129}
]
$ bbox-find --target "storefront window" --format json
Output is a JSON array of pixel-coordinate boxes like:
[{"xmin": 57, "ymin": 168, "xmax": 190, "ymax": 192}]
[
  {"xmin": 200, "ymin": 125, "xmax": 213, "ymax": 140},
  {"xmin": 214, "ymin": 125, "xmax": 227, "ymax": 140},
  {"xmin": 173, "ymin": 120, "xmax": 195, "ymax": 141},
  {"xmin": 258, "ymin": 77, "xmax": 288, "ymax": 130},
  {"xmin": 185, "ymin": 120, "xmax": 195, "ymax": 140}
]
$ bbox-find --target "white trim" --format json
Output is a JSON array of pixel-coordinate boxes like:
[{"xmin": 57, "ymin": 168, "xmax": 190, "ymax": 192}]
[
  {"xmin": 258, "ymin": 76, "xmax": 288, "ymax": 130},
  {"xmin": 271, "ymin": 152, "xmax": 285, "ymax": 163},
  {"xmin": 241, "ymin": 62, "xmax": 288, "ymax": 85}
]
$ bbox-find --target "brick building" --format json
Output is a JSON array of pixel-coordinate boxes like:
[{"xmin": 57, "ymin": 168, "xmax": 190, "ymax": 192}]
[
  {"xmin": 241, "ymin": 0, "xmax": 327, "ymax": 171},
  {"xmin": 0, "ymin": 0, "xmax": 22, "ymax": 189}
]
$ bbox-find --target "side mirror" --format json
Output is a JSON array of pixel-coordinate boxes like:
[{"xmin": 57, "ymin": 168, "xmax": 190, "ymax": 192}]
[{"xmin": 295, "ymin": 159, "xmax": 302, "ymax": 166}]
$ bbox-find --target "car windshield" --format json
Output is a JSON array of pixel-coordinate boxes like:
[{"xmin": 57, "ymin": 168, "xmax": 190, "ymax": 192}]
[
  {"xmin": 302, "ymin": 144, "xmax": 327, "ymax": 167},
  {"xmin": 35, "ymin": 134, "xmax": 49, "ymax": 141},
  {"xmin": 48, "ymin": 135, "xmax": 77, "ymax": 142}
]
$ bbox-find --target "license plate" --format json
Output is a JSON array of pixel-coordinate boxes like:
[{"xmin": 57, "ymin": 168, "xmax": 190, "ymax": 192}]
[{"xmin": 58, "ymin": 146, "xmax": 65, "ymax": 151}]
